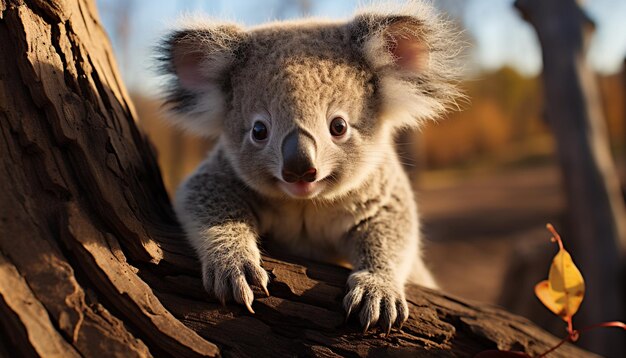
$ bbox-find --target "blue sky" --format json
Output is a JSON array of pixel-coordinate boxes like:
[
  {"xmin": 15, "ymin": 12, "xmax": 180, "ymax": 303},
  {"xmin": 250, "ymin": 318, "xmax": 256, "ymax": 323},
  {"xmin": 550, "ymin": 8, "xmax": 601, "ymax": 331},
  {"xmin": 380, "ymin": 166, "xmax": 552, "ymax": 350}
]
[{"xmin": 96, "ymin": 0, "xmax": 626, "ymax": 95}]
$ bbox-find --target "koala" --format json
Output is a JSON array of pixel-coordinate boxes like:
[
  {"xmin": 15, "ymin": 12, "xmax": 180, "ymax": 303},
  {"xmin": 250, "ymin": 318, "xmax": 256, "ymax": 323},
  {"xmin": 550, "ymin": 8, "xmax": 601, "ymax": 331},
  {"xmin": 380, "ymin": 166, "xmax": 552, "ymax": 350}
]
[{"xmin": 158, "ymin": 1, "xmax": 461, "ymax": 334}]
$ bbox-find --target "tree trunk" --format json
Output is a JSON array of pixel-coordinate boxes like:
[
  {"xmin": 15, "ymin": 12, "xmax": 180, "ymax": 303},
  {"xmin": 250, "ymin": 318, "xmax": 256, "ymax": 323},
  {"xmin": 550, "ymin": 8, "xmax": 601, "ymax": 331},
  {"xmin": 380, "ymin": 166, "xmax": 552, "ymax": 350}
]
[
  {"xmin": 623, "ymin": 58, "xmax": 626, "ymax": 187},
  {"xmin": 514, "ymin": 1, "xmax": 625, "ymax": 356},
  {"xmin": 0, "ymin": 0, "xmax": 597, "ymax": 357}
]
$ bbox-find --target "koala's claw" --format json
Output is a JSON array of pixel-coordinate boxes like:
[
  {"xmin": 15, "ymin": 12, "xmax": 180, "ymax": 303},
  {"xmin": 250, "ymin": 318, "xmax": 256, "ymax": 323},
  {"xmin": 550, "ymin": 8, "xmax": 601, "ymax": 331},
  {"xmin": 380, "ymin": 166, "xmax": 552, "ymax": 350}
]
[
  {"xmin": 343, "ymin": 284, "xmax": 363, "ymax": 319},
  {"xmin": 343, "ymin": 271, "xmax": 409, "ymax": 334},
  {"xmin": 380, "ymin": 296, "xmax": 397, "ymax": 336},
  {"xmin": 363, "ymin": 320, "xmax": 371, "ymax": 334},
  {"xmin": 201, "ymin": 258, "xmax": 269, "ymax": 313}
]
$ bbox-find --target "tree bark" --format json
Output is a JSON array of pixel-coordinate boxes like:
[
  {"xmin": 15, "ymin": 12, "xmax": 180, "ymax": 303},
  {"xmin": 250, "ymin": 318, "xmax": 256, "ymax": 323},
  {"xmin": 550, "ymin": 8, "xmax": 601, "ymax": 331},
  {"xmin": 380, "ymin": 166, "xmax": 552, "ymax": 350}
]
[
  {"xmin": 514, "ymin": 1, "xmax": 625, "ymax": 356},
  {"xmin": 0, "ymin": 0, "xmax": 597, "ymax": 357}
]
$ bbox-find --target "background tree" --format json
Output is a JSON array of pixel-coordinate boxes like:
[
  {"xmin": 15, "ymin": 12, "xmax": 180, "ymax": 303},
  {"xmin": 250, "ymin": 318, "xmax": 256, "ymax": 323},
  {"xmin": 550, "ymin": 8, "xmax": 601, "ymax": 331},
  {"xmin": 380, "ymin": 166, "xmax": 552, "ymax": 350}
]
[{"xmin": 515, "ymin": 0, "xmax": 625, "ymax": 356}]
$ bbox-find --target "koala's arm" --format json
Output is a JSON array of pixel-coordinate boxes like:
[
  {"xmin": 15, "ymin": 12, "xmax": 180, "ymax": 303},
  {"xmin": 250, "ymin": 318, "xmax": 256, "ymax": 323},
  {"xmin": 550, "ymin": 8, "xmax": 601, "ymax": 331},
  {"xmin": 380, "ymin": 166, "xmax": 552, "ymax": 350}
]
[
  {"xmin": 343, "ymin": 182, "xmax": 435, "ymax": 333},
  {"xmin": 174, "ymin": 154, "xmax": 268, "ymax": 312}
]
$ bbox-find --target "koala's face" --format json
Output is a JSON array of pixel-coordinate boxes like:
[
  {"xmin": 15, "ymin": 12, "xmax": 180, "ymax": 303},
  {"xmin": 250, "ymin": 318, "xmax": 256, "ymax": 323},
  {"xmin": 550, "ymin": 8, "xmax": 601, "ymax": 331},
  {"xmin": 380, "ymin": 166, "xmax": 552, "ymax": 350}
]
[
  {"xmin": 160, "ymin": 3, "xmax": 460, "ymax": 200},
  {"xmin": 221, "ymin": 28, "xmax": 386, "ymax": 200}
]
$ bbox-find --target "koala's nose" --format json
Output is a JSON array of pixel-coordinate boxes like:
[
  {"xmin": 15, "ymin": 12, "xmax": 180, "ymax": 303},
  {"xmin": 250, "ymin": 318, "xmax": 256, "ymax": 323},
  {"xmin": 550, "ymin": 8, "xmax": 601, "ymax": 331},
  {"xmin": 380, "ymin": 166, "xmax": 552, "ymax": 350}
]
[{"xmin": 281, "ymin": 129, "xmax": 317, "ymax": 183}]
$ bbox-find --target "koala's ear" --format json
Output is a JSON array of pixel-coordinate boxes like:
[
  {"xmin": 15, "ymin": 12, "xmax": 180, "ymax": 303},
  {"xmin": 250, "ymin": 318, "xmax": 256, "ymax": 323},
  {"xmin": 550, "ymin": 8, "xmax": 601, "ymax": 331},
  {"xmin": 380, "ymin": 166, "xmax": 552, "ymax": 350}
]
[
  {"xmin": 351, "ymin": 2, "xmax": 462, "ymax": 129},
  {"xmin": 158, "ymin": 22, "xmax": 246, "ymax": 137},
  {"xmin": 356, "ymin": 16, "xmax": 430, "ymax": 74}
]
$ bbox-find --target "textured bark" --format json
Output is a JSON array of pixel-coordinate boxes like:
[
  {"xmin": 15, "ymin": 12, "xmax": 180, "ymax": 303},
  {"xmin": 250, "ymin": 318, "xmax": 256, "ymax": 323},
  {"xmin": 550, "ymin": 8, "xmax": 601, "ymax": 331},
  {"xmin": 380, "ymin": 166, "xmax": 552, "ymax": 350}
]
[
  {"xmin": 0, "ymin": 0, "xmax": 597, "ymax": 357},
  {"xmin": 514, "ymin": 1, "xmax": 625, "ymax": 356}
]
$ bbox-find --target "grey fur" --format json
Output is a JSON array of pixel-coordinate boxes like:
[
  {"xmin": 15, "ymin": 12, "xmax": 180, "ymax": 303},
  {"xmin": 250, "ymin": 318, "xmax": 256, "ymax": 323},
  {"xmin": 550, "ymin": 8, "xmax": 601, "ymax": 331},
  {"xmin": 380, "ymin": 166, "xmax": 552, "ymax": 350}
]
[{"xmin": 158, "ymin": 1, "xmax": 461, "ymax": 332}]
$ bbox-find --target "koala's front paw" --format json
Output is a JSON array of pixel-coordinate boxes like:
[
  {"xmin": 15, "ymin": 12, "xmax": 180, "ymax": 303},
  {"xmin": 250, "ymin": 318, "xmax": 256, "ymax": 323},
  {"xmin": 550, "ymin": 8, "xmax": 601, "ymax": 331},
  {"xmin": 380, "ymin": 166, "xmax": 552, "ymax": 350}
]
[
  {"xmin": 343, "ymin": 271, "xmax": 409, "ymax": 334},
  {"xmin": 201, "ymin": 252, "xmax": 269, "ymax": 314}
]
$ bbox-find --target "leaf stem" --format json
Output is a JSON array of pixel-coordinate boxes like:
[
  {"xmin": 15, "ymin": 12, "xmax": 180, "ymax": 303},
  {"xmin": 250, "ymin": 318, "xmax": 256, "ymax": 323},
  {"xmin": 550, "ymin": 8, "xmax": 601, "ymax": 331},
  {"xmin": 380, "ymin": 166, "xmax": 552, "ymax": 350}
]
[
  {"xmin": 546, "ymin": 223, "xmax": 564, "ymax": 251},
  {"xmin": 566, "ymin": 317, "xmax": 574, "ymax": 336}
]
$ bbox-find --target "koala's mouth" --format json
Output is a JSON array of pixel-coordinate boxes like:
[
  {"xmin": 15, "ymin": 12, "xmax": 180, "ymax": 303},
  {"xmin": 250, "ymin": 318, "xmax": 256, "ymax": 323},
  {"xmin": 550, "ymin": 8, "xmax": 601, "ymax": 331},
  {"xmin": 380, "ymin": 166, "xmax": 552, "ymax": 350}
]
[{"xmin": 278, "ymin": 179, "xmax": 327, "ymax": 199}]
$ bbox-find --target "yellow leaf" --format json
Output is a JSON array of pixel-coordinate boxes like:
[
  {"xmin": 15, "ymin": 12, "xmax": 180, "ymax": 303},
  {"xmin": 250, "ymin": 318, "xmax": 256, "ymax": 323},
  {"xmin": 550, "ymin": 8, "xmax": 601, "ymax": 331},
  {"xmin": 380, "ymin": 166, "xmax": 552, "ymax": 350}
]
[
  {"xmin": 535, "ymin": 280, "xmax": 566, "ymax": 317},
  {"xmin": 534, "ymin": 224, "xmax": 585, "ymax": 322},
  {"xmin": 547, "ymin": 248, "xmax": 585, "ymax": 320}
]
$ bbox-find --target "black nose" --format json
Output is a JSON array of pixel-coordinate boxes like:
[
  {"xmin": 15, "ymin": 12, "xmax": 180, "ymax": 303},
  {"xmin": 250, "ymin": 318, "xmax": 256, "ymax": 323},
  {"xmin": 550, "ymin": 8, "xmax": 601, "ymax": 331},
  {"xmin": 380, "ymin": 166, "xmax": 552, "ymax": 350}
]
[
  {"xmin": 282, "ymin": 167, "xmax": 317, "ymax": 183},
  {"xmin": 281, "ymin": 130, "xmax": 317, "ymax": 183}
]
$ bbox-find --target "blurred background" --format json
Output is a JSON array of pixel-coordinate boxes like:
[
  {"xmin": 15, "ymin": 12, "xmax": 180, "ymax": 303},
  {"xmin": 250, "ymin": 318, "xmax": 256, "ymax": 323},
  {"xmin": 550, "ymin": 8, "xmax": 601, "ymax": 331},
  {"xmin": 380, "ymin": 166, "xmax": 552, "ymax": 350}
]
[{"xmin": 96, "ymin": 0, "xmax": 626, "ymax": 355}]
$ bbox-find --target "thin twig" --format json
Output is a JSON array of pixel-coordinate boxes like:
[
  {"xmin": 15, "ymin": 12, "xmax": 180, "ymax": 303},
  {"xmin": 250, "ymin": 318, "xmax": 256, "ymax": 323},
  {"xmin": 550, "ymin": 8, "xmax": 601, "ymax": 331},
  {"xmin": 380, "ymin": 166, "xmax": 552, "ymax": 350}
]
[{"xmin": 536, "ymin": 332, "xmax": 574, "ymax": 358}]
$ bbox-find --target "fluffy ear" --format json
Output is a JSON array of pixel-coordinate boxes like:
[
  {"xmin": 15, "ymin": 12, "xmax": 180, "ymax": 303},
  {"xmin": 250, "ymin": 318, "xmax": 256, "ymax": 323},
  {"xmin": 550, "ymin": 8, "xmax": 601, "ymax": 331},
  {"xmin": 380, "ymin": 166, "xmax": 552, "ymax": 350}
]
[
  {"xmin": 351, "ymin": 1, "xmax": 463, "ymax": 129},
  {"xmin": 158, "ymin": 20, "xmax": 246, "ymax": 137}
]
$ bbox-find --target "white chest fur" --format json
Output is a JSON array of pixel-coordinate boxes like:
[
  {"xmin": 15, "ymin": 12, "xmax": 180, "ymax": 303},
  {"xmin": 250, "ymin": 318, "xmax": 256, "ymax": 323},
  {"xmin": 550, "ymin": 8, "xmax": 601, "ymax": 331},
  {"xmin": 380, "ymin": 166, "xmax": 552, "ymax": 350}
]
[{"xmin": 255, "ymin": 197, "xmax": 378, "ymax": 261}]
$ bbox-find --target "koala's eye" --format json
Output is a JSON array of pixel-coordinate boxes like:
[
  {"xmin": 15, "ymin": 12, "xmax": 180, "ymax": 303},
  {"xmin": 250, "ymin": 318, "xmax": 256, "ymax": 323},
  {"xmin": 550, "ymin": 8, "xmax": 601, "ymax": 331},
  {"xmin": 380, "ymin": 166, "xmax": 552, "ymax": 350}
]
[
  {"xmin": 329, "ymin": 117, "xmax": 348, "ymax": 137},
  {"xmin": 252, "ymin": 121, "xmax": 268, "ymax": 141}
]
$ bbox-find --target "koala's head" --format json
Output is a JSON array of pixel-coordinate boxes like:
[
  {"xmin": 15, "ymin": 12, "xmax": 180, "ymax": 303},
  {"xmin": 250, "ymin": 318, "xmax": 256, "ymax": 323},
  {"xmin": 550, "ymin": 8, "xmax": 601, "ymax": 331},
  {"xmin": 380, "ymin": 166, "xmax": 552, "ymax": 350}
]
[{"xmin": 159, "ymin": 1, "xmax": 461, "ymax": 201}]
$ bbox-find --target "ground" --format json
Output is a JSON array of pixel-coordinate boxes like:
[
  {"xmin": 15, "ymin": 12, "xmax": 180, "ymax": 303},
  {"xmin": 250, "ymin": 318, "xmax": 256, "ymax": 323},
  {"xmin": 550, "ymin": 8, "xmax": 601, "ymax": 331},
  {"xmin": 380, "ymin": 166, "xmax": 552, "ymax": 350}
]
[{"xmin": 419, "ymin": 163, "xmax": 564, "ymax": 303}]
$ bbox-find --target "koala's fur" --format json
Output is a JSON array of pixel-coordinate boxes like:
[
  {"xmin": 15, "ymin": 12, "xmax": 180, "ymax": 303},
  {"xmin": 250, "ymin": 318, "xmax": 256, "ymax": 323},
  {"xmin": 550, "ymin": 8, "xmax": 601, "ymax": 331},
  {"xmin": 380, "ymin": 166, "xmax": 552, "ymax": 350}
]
[{"xmin": 158, "ymin": 1, "xmax": 461, "ymax": 333}]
